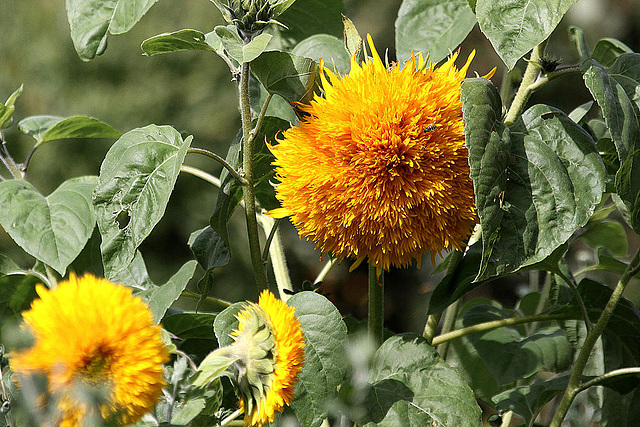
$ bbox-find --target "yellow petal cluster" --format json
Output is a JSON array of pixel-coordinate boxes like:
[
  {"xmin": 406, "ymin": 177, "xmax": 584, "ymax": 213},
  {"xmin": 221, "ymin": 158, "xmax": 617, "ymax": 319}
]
[
  {"xmin": 9, "ymin": 273, "xmax": 169, "ymax": 426},
  {"xmin": 234, "ymin": 290, "xmax": 305, "ymax": 426},
  {"xmin": 270, "ymin": 35, "xmax": 494, "ymax": 274}
]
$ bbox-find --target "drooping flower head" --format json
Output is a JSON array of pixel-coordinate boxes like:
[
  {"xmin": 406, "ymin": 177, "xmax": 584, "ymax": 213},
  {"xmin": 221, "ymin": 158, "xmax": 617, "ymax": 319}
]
[
  {"xmin": 9, "ymin": 273, "xmax": 169, "ymax": 426},
  {"xmin": 270, "ymin": 35, "xmax": 494, "ymax": 274},
  {"xmin": 230, "ymin": 290, "xmax": 305, "ymax": 426}
]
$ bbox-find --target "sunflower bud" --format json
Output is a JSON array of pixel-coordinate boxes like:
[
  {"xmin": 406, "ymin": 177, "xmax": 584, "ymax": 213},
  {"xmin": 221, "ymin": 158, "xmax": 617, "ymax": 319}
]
[{"xmin": 215, "ymin": 0, "xmax": 294, "ymax": 42}]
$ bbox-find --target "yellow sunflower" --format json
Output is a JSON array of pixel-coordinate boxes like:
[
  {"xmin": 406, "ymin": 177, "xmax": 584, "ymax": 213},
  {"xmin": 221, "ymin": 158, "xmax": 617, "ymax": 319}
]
[
  {"xmin": 9, "ymin": 273, "xmax": 169, "ymax": 426},
  {"xmin": 231, "ymin": 290, "xmax": 305, "ymax": 426},
  {"xmin": 270, "ymin": 35, "xmax": 494, "ymax": 274}
]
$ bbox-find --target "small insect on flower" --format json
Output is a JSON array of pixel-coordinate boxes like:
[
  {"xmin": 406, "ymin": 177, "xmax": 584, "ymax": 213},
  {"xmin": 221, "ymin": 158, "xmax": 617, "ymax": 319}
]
[
  {"xmin": 269, "ymin": 34, "xmax": 495, "ymax": 275},
  {"xmin": 9, "ymin": 273, "xmax": 168, "ymax": 426}
]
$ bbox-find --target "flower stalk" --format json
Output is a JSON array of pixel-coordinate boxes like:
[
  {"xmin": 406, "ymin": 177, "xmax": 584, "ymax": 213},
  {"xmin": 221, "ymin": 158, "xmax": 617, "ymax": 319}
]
[
  {"xmin": 239, "ymin": 60, "xmax": 269, "ymax": 291},
  {"xmin": 550, "ymin": 245, "xmax": 640, "ymax": 426},
  {"xmin": 368, "ymin": 262, "xmax": 384, "ymax": 347}
]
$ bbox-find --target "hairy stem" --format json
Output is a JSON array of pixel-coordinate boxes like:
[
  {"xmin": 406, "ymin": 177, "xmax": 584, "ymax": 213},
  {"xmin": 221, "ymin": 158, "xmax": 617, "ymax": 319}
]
[
  {"xmin": 550, "ymin": 246, "xmax": 640, "ymax": 426},
  {"xmin": 368, "ymin": 263, "xmax": 384, "ymax": 347},
  {"xmin": 239, "ymin": 61, "xmax": 269, "ymax": 291},
  {"xmin": 504, "ymin": 41, "xmax": 547, "ymax": 127},
  {"xmin": 257, "ymin": 215, "xmax": 293, "ymax": 301}
]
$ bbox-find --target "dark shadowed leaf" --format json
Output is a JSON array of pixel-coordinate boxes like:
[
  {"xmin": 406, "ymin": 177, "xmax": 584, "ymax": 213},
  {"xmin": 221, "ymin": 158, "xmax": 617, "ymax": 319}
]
[
  {"xmin": 592, "ymin": 38, "xmax": 634, "ymax": 67},
  {"xmin": 251, "ymin": 51, "xmax": 319, "ymax": 103},
  {"xmin": 94, "ymin": 125, "xmax": 192, "ymax": 278},
  {"xmin": 0, "ymin": 177, "xmax": 98, "ymax": 275},
  {"xmin": 278, "ymin": 0, "xmax": 345, "ymax": 42},
  {"xmin": 367, "ymin": 334, "xmax": 482, "ymax": 427},
  {"xmin": 395, "ymin": 0, "xmax": 477, "ymax": 64},
  {"xmin": 476, "ymin": 0, "xmax": 578, "ymax": 70},
  {"xmin": 462, "ymin": 78, "xmax": 605, "ymax": 281},
  {"xmin": 188, "ymin": 226, "xmax": 230, "ymax": 272},
  {"xmin": 0, "ymin": 273, "xmax": 41, "ymax": 322}
]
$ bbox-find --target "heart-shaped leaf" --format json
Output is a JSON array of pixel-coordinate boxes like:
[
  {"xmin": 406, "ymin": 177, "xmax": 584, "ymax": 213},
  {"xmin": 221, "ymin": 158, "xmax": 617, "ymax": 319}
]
[
  {"xmin": 0, "ymin": 176, "xmax": 98, "ymax": 275},
  {"xmin": 94, "ymin": 124, "xmax": 192, "ymax": 278}
]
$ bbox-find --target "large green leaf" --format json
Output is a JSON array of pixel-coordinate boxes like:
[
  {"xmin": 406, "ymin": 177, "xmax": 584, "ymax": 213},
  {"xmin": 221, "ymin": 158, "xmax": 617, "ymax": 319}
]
[
  {"xmin": 0, "ymin": 273, "xmax": 41, "ymax": 322},
  {"xmin": 164, "ymin": 312, "xmax": 219, "ymax": 360},
  {"xmin": 251, "ymin": 51, "xmax": 319, "ymax": 103},
  {"xmin": 582, "ymin": 54, "xmax": 640, "ymax": 232},
  {"xmin": 141, "ymin": 29, "xmax": 215, "ymax": 56},
  {"xmin": 277, "ymin": 0, "xmax": 345, "ymax": 42},
  {"xmin": 287, "ymin": 291, "xmax": 348, "ymax": 427},
  {"xmin": 292, "ymin": 34, "xmax": 350, "ymax": 75},
  {"xmin": 0, "ymin": 176, "xmax": 98, "ymax": 275},
  {"xmin": 476, "ymin": 0, "xmax": 578, "ymax": 70},
  {"xmin": 367, "ymin": 334, "xmax": 482, "ymax": 427},
  {"xmin": 18, "ymin": 115, "xmax": 121, "ymax": 144},
  {"xmin": 65, "ymin": 0, "xmax": 159, "ymax": 61},
  {"xmin": 579, "ymin": 220, "xmax": 628, "ymax": 257},
  {"xmin": 94, "ymin": 125, "xmax": 192, "ymax": 278},
  {"xmin": 461, "ymin": 78, "xmax": 606, "ymax": 280},
  {"xmin": 395, "ymin": 0, "xmax": 477, "ymax": 64},
  {"xmin": 592, "ymin": 38, "xmax": 634, "ymax": 68},
  {"xmin": 450, "ymin": 301, "xmax": 573, "ymax": 401}
]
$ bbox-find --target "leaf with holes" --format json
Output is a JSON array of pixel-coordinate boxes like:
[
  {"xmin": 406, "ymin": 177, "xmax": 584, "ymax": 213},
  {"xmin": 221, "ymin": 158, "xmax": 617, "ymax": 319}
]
[
  {"xmin": 94, "ymin": 124, "xmax": 192, "ymax": 278},
  {"xmin": 0, "ymin": 176, "xmax": 97, "ymax": 275}
]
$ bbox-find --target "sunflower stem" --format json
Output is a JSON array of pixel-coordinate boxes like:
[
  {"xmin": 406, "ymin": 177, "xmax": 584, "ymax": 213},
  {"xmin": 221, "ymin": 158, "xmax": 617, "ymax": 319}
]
[
  {"xmin": 368, "ymin": 263, "xmax": 384, "ymax": 347},
  {"xmin": 220, "ymin": 408, "xmax": 244, "ymax": 426},
  {"xmin": 435, "ymin": 299, "xmax": 460, "ymax": 359},
  {"xmin": 550, "ymin": 245, "xmax": 640, "ymax": 427},
  {"xmin": 180, "ymin": 291, "xmax": 232, "ymax": 310},
  {"xmin": 180, "ymin": 165, "xmax": 222, "ymax": 187},
  {"xmin": 257, "ymin": 214, "xmax": 293, "ymax": 301},
  {"xmin": 504, "ymin": 40, "xmax": 547, "ymax": 127},
  {"xmin": 239, "ymin": 60, "xmax": 269, "ymax": 292}
]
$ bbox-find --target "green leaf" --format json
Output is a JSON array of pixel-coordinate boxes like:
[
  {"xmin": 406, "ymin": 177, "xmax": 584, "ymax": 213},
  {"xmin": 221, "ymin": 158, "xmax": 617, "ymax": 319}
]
[
  {"xmin": 462, "ymin": 78, "xmax": 606, "ymax": 281},
  {"xmin": 582, "ymin": 54, "xmax": 640, "ymax": 232},
  {"xmin": 292, "ymin": 34, "xmax": 350, "ymax": 75},
  {"xmin": 188, "ymin": 226, "xmax": 230, "ymax": 271},
  {"xmin": 213, "ymin": 302, "xmax": 246, "ymax": 347},
  {"xmin": 450, "ymin": 302, "xmax": 572, "ymax": 401},
  {"xmin": 580, "ymin": 220, "xmax": 628, "ymax": 256},
  {"xmin": 65, "ymin": 0, "xmax": 159, "ymax": 61},
  {"xmin": 395, "ymin": 0, "xmax": 477, "ymax": 64},
  {"xmin": 251, "ymin": 51, "xmax": 319, "ymax": 103},
  {"xmin": 342, "ymin": 15, "xmax": 363, "ymax": 60},
  {"xmin": 288, "ymin": 291, "xmax": 348, "ymax": 427},
  {"xmin": 0, "ymin": 85, "xmax": 23, "ymax": 128},
  {"xmin": 575, "ymin": 247, "xmax": 630, "ymax": 276},
  {"xmin": 110, "ymin": 250, "xmax": 154, "ymax": 290},
  {"xmin": 0, "ymin": 273, "xmax": 40, "ymax": 321},
  {"xmin": 18, "ymin": 115, "xmax": 121, "ymax": 144},
  {"xmin": 278, "ymin": 0, "xmax": 345, "ymax": 42},
  {"xmin": 141, "ymin": 29, "xmax": 215, "ymax": 56},
  {"xmin": 0, "ymin": 177, "xmax": 98, "ymax": 275},
  {"xmin": 193, "ymin": 352, "xmax": 235, "ymax": 388},
  {"xmin": 493, "ymin": 374, "xmax": 573, "ymax": 425},
  {"xmin": 0, "ymin": 254, "xmax": 20, "ymax": 276},
  {"xmin": 592, "ymin": 38, "xmax": 634, "ymax": 68},
  {"xmin": 135, "ymin": 260, "xmax": 198, "ymax": 323},
  {"xmin": 367, "ymin": 334, "xmax": 482, "ymax": 427},
  {"xmin": 568, "ymin": 101, "xmax": 594, "ymax": 124},
  {"xmin": 164, "ymin": 312, "xmax": 218, "ymax": 362},
  {"xmin": 476, "ymin": 0, "xmax": 579, "ymax": 70},
  {"xmin": 94, "ymin": 125, "xmax": 192, "ymax": 278},
  {"xmin": 569, "ymin": 26, "xmax": 591, "ymax": 62},
  {"xmin": 214, "ymin": 25, "xmax": 272, "ymax": 63}
]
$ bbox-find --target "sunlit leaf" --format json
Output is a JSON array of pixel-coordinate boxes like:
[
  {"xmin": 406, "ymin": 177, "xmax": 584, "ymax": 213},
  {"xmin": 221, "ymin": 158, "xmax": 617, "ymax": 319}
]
[
  {"xmin": 395, "ymin": 0, "xmax": 477, "ymax": 64},
  {"xmin": 0, "ymin": 177, "xmax": 98, "ymax": 275},
  {"xmin": 141, "ymin": 29, "xmax": 215, "ymax": 56},
  {"xmin": 94, "ymin": 125, "xmax": 192, "ymax": 278},
  {"xmin": 18, "ymin": 115, "xmax": 120, "ymax": 144},
  {"xmin": 476, "ymin": 0, "xmax": 578, "ymax": 69},
  {"xmin": 292, "ymin": 34, "xmax": 350, "ymax": 75}
]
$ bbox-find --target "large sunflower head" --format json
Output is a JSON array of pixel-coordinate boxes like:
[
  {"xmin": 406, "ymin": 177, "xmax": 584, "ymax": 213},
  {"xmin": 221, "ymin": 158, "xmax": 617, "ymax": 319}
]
[
  {"xmin": 270, "ymin": 35, "xmax": 494, "ymax": 274},
  {"xmin": 9, "ymin": 273, "xmax": 169, "ymax": 426},
  {"xmin": 230, "ymin": 290, "xmax": 305, "ymax": 426}
]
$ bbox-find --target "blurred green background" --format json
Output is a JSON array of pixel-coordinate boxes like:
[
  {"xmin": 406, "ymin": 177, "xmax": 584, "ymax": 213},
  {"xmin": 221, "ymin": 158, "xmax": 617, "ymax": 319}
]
[{"xmin": 2, "ymin": 0, "xmax": 640, "ymax": 333}]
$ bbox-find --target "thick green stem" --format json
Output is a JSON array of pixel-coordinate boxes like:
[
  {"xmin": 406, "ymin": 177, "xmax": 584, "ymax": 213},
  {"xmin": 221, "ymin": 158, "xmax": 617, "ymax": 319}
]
[
  {"xmin": 577, "ymin": 367, "xmax": 640, "ymax": 393},
  {"xmin": 423, "ymin": 249, "xmax": 465, "ymax": 343},
  {"xmin": 431, "ymin": 314, "xmax": 570, "ymax": 346},
  {"xmin": 436, "ymin": 299, "xmax": 460, "ymax": 359},
  {"xmin": 257, "ymin": 215, "xmax": 293, "ymax": 301},
  {"xmin": 239, "ymin": 61, "xmax": 269, "ymax": 291},
  {"xmin": 550, "ymin": 246, "xmax": 640, "ymax": 427},
  {"xmin": 503, "ymin": 42, "xmax": 547, "ymax": 127},
  {"xmin": 556, "ymin": 270, "xmax": 592, "ymax": 333},
  {"xmin": 180, "ymin": 165, "xmax": 222, "ymax": 187},
  {"xmin": 368, "ymin": 263, "xmax": 384, "ymax": 347},
  {"xmin": 180, "ymin": 291, "xmax": 232, "ymax": 310}
]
